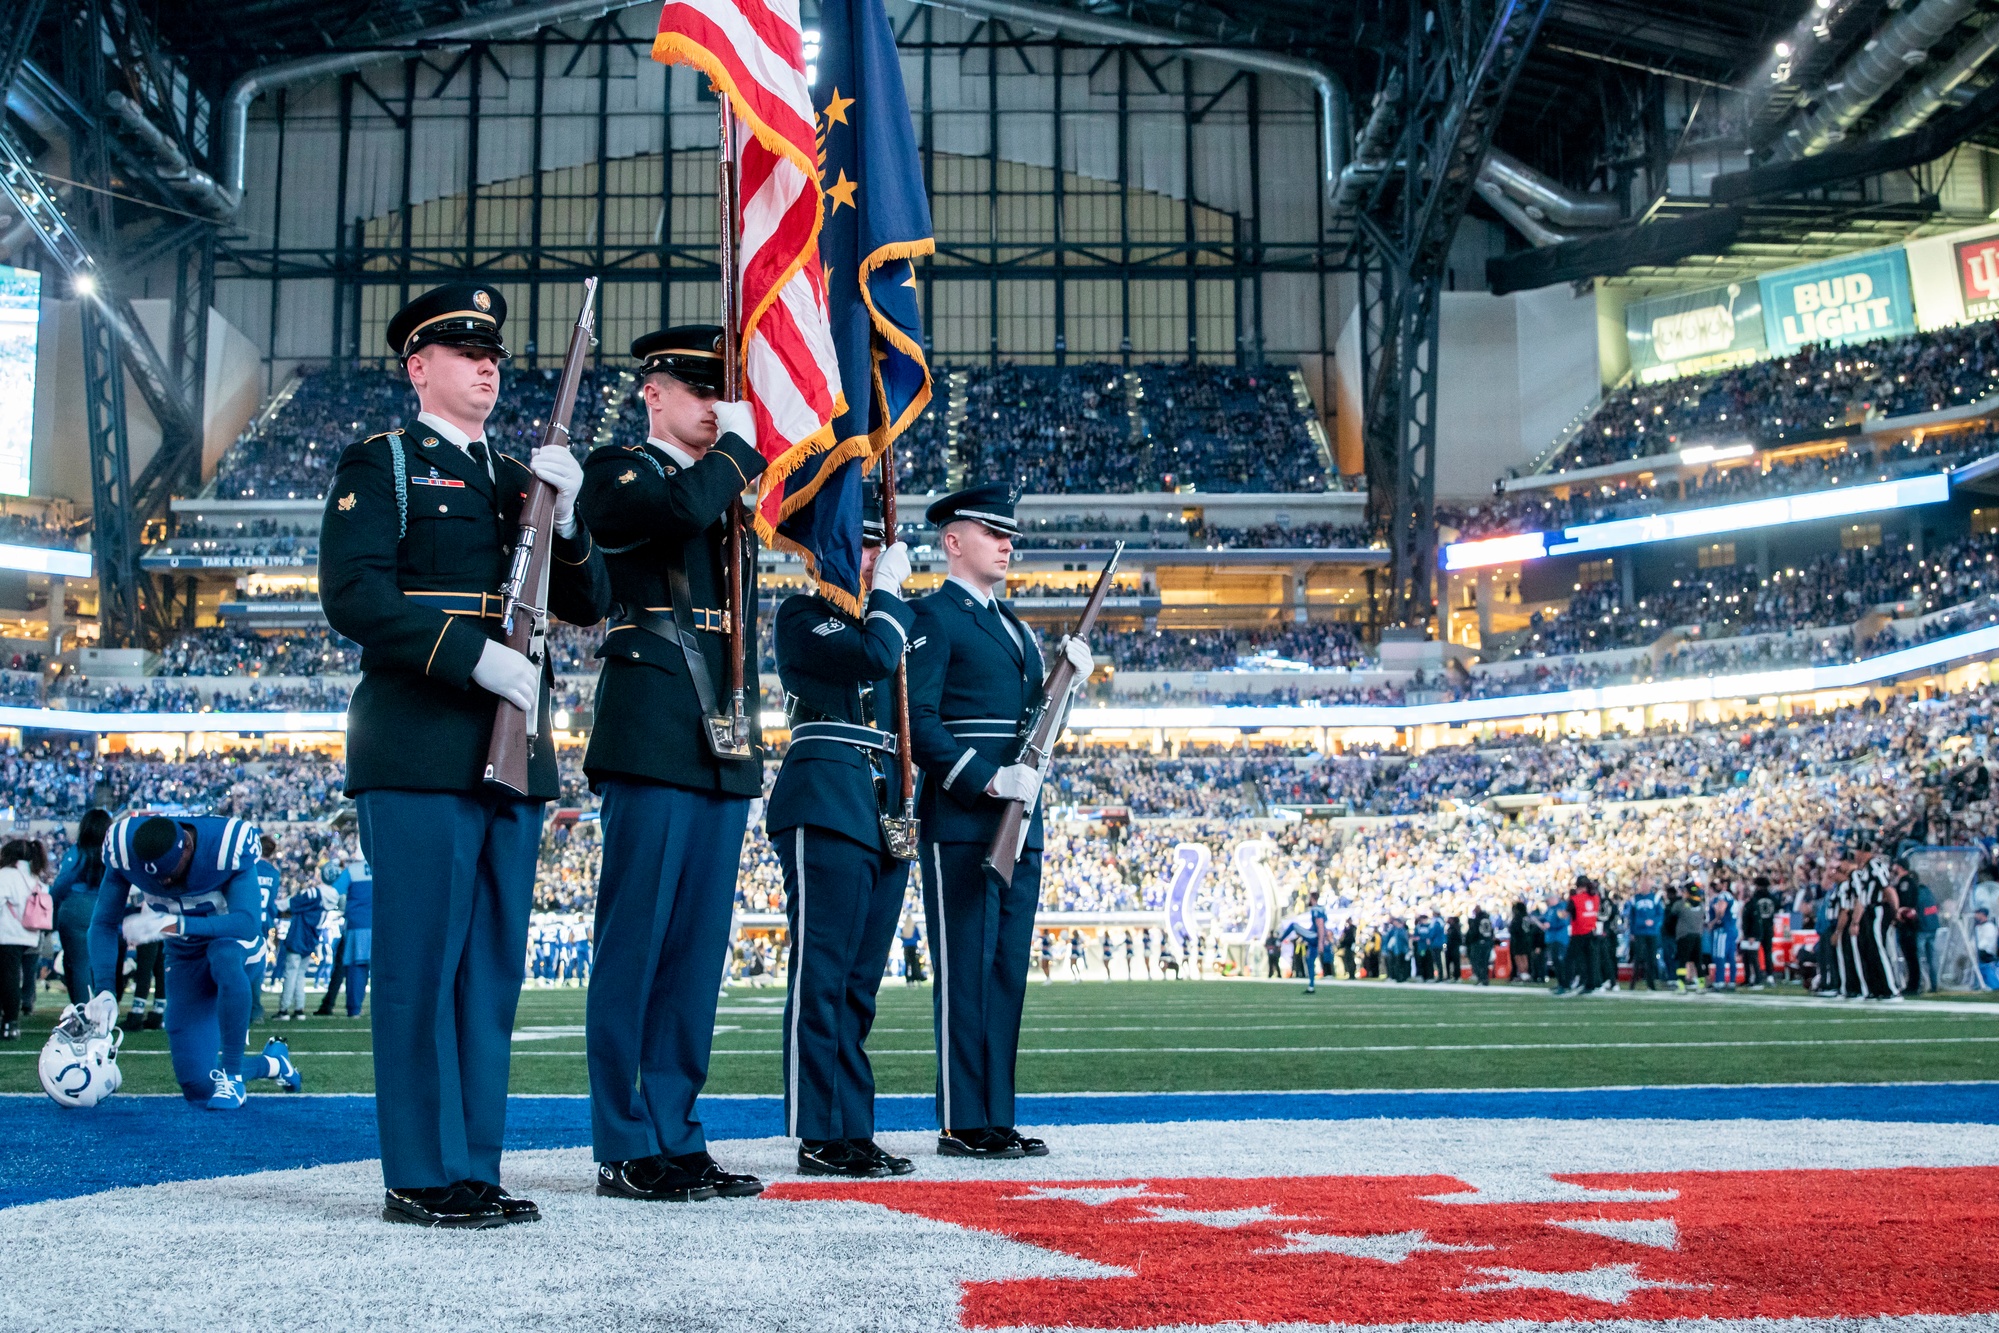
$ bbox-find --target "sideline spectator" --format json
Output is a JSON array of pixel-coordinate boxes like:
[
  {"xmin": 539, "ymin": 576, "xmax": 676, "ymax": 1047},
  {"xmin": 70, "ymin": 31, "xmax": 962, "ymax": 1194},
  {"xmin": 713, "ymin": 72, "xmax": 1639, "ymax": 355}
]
[
  {"xmin": 50, "ymin": 808, "xmax": 110, "ymax": 1005},
  {"xmin": 0, "ymin": 837, "xmax": 39, "ymax": 1039}
]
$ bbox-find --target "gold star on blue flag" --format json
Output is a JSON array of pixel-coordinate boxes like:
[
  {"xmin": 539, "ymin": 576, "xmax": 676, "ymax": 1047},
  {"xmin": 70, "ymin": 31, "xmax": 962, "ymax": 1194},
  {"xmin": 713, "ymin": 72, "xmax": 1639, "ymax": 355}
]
[{"xmin": 770, "ymin": 0, "xmax": 934, "ymax": 618}]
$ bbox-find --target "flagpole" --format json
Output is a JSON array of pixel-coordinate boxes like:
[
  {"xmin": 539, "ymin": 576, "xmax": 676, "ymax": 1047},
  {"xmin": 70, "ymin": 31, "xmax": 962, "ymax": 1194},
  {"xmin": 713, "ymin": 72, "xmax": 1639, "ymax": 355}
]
[
  {"xmin": 717, "ymin": 94, "xmax": 750, "ymax": 752},
  {"xmin": 881, "ymin": 447, "xmax": 918, "ymax": 846}
]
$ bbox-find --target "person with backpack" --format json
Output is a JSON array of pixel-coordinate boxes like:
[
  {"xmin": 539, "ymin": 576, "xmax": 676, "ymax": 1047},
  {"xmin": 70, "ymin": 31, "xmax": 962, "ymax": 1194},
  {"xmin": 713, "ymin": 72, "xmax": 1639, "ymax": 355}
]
[
  {"xmin": 49, "ymin": 810, "xmax": 111, "ymax": 1006},
  {"xmin": 0, "ymin": 838, "xmax": 47, "ymax": 1039}
]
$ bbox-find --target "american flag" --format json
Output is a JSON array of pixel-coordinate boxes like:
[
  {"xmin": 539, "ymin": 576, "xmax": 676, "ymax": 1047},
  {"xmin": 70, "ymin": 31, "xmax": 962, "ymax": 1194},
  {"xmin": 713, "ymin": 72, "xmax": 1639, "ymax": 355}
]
[{"xmin": 653, "ymin": 0, "xmax": 845, "ymax": 546}]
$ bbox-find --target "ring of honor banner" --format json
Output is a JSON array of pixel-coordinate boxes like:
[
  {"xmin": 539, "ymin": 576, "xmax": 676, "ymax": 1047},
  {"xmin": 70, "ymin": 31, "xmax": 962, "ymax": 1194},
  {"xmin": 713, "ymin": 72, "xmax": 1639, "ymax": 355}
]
[{"xmin": 779, "ymin": 0, "xmax": 936, "ymax": 616}]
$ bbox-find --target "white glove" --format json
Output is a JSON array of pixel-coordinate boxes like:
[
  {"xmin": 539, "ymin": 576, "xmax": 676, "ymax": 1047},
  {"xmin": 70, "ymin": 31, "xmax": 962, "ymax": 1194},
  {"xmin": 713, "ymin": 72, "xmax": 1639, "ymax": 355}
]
[
  {"xmin": 713, "ymin": 400, "xmax": 757, "ymax": 450},
  {"xmin": 121, "ymin": 905, "xmax": 179, "ymax": 945},
  {"xmin": 872, "ymin": 540, "xmax": 912, "ymax": 595},
  {"xmin": 472, "ymin": 639, "xmax": 539, "ymax": 712},
  {"xmin": 1058, "ymin": 635, "xmax": 1094, "ymax": 680},
  {"xmin": 86, "ymin": 991, "xmax": 119, "ymax": 1033},
  {"xmin": 987, "ymin": 763, "xmax": 1043, "ymax": 805},
  {"xmin": 530, "ymin": 445, "xmax": 584, "ymax": 534}
]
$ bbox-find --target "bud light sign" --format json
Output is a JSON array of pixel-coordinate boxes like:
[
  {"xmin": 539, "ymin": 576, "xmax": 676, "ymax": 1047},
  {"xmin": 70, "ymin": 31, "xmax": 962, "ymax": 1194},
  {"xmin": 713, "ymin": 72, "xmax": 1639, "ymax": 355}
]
[
  {"xmin": 1957, "ymin": 234, "xmax": 1999, "ymax": 321},
  {"xmin": 1758, "ymin": 250, "xmax": 1915, "ymax": 356}
]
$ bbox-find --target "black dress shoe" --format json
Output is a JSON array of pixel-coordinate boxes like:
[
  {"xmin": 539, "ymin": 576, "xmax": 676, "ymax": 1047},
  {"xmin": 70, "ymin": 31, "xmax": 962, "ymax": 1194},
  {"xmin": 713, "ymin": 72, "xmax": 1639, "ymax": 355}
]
[
  {"xmin": 937, "ymin": 1128, "xmax": 1025, "ymax": 1159},
  {"xmin": 849, "ymin": 1138, "xmax": 915, "ymax": 1176},
  {"xmin": 143, "ymin": 1011, "xmax": 164, "ymax": 1031},
  {"xmin": 995, "ymin": 1127, "xmax": 1048, "ymax": 1157},
  {"xmin": 383, "ymin": 1184, "xmax": 507, "ymax": 1229},
  {"xmin": 671, "ymin": 1150, "xmax": 763, "ymax": 1197},
  {"xmin": 464, "ymin": 1179, "xmax": 541, "ymax": 1223},
  {"xmin": 798, "ymin": 1139, "xmax": 893, "ymax": 1179},
  {"xmin": 597, "ymin": 1156, "xmax": 717, "ymax": 1202}
]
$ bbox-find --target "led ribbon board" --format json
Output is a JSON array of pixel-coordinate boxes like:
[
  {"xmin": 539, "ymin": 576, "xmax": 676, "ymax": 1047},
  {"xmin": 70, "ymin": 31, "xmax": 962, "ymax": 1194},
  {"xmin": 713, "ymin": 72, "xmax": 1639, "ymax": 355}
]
[
  {"xmin": 0, "ymin": 543, "xmax": 90, "ymax": 578},
  {"xmin": 1443, "ymin": 473, "xmax": 1950, "ymax": 572}
]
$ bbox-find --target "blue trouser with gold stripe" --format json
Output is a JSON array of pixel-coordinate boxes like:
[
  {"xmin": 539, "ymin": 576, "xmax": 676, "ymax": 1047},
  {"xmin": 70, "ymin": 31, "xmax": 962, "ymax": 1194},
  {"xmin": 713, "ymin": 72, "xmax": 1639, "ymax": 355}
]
[
  {"xmin": 918, "ymin": 840, "xmax": 1041, "ymax": 1133},
  {"xmin": 358, "ymin": 789, "xmax": 540, "ymax": 1189},
  {"xmin": 586, "ymin": 779, "xmax": 749, "ymax": 1162},
  {"xmin": 776, "ymin": 824, "xmax": 908, "ymax": 1141}
]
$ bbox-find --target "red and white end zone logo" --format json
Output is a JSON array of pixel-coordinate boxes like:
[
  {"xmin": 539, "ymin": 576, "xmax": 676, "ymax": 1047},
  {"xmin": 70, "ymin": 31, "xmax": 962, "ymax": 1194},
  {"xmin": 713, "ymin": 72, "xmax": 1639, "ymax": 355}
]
[{"xmin": 773, "ymin": 1167, "xmax": 1999, "ymax": 1328}]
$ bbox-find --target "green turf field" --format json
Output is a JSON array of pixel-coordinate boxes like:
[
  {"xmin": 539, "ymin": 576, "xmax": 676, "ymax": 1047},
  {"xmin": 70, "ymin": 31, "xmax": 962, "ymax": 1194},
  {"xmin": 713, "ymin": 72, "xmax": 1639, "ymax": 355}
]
[{"xmin": 5, "ymin": 977, "xmax": 1994, "ymax": 1096}]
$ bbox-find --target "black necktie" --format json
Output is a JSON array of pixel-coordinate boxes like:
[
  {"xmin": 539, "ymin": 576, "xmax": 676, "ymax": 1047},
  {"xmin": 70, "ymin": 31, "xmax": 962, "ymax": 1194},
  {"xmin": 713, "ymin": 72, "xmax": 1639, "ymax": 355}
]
[{"xmin": 468, "ymin": 439, "xmax": 490, "ymax": 476}]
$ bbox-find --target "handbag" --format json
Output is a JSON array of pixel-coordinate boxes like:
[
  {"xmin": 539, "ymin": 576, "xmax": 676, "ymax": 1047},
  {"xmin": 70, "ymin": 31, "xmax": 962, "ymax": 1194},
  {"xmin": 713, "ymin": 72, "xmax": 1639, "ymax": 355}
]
[{"xmin": 20, "ymin": 882, "xmax": 51, "ymax": 932}]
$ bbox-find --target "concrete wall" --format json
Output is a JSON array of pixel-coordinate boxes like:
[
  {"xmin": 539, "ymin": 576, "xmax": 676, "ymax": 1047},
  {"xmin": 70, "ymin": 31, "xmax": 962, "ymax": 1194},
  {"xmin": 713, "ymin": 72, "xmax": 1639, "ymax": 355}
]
[
  {"xmin": 31, "ymin": 300, "xmax": 262, "ymax": 509},
  {"xmin": 1434, "ymin": 284, "xmax": 1600, "ymax": 500}
]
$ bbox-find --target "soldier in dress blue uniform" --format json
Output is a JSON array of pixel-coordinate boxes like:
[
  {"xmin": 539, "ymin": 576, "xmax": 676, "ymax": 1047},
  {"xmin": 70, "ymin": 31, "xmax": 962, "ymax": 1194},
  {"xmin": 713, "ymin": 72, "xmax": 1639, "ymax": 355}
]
[
  {"xmin": 904, "ymin": 482, "xmax": 1092, "ymax": 1160},
  {"xmin": 767, "ymin": 482, "xmax": 918, "ymax": 1179},
  {"xmin": 318, "ymin": 283, "xmax": 611, "ymax": 1230},
  {"xmin": 577, "ymin": 326, "xmax": 769, "ymax": 1203}
]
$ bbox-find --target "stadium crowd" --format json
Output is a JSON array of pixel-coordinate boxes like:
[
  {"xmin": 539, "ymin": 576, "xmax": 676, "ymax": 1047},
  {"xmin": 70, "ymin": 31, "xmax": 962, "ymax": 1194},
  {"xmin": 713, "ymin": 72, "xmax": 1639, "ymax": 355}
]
[
  {"xmin": 1562, "ymin": 318, "xmax": 1999, "ymax": 474},
  {"xmin": 1516, "ymin": 528, "xmax": 1999, "ymax": 659},
  {"xmin": 214, "ymin": 361, "xmax": 1330, "ymax": 502}
]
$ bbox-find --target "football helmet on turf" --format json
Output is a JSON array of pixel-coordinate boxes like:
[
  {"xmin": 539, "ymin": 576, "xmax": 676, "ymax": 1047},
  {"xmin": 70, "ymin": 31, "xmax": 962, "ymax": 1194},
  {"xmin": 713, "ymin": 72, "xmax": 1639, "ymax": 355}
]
[{"xmin": 38, "ymin": 992, "xmax": 124, "ymax": 1109}]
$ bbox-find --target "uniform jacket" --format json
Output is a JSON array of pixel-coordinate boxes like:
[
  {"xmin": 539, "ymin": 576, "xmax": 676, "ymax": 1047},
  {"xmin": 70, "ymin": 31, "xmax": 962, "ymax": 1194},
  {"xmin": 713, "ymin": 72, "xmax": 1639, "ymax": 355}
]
[
  {"xmin": 318, "ymin": 422, "xmax": 611, "ymax": 798},
  {"xmin": 766, "ymin": 588, "xmax": 916, "ymax": 851},
  {"xmin": 904, "ymin": 583, "xmax": 1047, "ymax": 848},
  {"xmin": 577, "ymin": 432, "xmax": 767, "ymax": 798}
]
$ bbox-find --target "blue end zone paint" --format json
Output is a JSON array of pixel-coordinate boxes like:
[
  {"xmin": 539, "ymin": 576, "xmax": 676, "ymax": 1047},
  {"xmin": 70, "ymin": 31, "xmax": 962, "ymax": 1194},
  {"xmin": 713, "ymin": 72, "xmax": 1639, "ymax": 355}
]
[{"xmin": 4, "ymin": 1082, "xmax": 1996, "ymax": 1209}]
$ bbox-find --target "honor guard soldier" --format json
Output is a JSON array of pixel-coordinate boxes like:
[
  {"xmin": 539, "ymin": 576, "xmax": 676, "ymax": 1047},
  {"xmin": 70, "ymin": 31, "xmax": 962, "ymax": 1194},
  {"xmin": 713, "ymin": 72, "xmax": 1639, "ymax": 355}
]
[
  {"xmin": 905, "ymin": 482, "xmax": 1092, "ymax": 1160},
  {"xmin": 768, "ymin": 482, "xmax": 918, "ymax": 1179},
  {"xmin": 577, "ymin": 325, "xmax": 768, "ymax": 1202},
  {"xmin": 318, "ymin": 283, "xmax": 611, "ymax": 1229}
]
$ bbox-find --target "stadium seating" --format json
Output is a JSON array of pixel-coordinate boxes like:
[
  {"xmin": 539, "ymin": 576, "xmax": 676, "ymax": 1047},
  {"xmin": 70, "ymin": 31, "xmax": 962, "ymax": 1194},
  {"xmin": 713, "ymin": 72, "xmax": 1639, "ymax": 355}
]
[
  {"xmin": 1509, "ymin": 527, "xmax": 1999, "ymax": 661},
  {"xmin": 213, "ymin": 360, "xmax": 1330, "ymax": 501},
  {"xmin": 1559, "ymin": 317, "xmax": 1999, "ymax": 475}
]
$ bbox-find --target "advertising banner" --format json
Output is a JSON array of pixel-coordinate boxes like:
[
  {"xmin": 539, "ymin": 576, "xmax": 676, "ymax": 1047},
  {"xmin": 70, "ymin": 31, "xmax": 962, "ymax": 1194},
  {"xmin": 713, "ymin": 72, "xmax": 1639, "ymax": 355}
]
[
  {"xmin": 1956, "ymin": 233, "xmax": 1999, "ymax": 322},
  {"xmin": 1758, "ymin": 249, "xmax": 1915, "ymax": 356},
  {"xmin": 1625, "ymin": 281, "xmax": 1766, "ymax": 384}
]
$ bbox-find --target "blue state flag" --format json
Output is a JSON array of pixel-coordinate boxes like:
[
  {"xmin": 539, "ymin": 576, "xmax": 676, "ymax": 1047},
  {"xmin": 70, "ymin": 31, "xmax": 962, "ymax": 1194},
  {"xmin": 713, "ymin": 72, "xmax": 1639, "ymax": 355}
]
[{"xmin": 776, "ymin": 0, "xmax": 933, "ymax": 618}]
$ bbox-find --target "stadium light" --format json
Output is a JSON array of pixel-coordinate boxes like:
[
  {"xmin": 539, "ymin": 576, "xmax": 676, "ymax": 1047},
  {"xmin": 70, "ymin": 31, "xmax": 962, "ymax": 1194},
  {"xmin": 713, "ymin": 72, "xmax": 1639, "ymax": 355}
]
[{"xmin": 71, "ymin": 272, "xmax": 96, "ymax": 299}]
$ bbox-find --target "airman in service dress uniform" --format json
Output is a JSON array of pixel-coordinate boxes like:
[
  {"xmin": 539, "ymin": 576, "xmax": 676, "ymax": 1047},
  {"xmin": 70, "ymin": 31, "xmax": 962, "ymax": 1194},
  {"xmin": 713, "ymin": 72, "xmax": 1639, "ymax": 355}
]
[
  {"xmin": 578, "ymin": 326, "xmax": 768, "ymax": 1203},
  {"xmin": 904, "ymin": 482, "xmax": 1092, "ymax": 1160},
  {"xmin": 318, "ymin": 283, "xmax": 610, "ymax": 1229},
  {"xmin": 767, "ymin": 484, "xmax": 917, "ymax": 1178}
]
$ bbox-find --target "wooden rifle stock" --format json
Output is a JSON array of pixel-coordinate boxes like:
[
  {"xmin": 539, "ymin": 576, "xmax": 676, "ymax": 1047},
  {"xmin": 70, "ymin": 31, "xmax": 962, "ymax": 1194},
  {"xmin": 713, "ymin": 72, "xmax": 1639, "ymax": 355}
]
[
  {"xmin": 483, "ymin": 276, "xmax": 598, "ymax": 794},
  {"xmin": 983, "ymin": 542, "xmax": 1124, "ymax": 885}
]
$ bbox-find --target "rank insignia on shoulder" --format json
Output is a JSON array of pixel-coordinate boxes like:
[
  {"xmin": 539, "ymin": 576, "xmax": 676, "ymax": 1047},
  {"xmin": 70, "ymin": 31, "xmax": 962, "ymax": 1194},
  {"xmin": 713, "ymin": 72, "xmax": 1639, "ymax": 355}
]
[
  {"xmin": 909, "ymin": 635, "xmax": 928, "ymax": 651},
  {"xmin": 618, "ymin": 469, "xmax": 637, "ymax": 485},
  {"xmin": 811, "ymin": 619, "xmax": 847, "ymax": 637},
  {"xmin": 338, "ymin": 493, "xmax": 357, "ymax": 512}
]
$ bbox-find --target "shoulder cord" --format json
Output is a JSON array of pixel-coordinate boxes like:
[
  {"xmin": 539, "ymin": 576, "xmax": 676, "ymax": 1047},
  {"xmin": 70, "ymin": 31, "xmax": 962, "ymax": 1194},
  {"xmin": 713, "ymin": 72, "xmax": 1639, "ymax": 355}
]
[{"xmin": 388, "ymin": 435, "xmax": 409, "ymax": 540}]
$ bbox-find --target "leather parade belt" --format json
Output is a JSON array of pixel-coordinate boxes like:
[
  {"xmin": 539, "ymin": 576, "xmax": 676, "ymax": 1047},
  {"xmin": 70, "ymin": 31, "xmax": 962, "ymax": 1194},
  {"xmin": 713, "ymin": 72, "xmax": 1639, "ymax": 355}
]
[
  {"xmin": 404, "ymin": 589, "xmax": 508, "ymax": 618},
  {"xmin": 613, "ymin": 603, "xmax": 730, "ymax": 637},
  {"xmin": 787, "ymin": 721, "xmax": 898, "ymax": 755}
]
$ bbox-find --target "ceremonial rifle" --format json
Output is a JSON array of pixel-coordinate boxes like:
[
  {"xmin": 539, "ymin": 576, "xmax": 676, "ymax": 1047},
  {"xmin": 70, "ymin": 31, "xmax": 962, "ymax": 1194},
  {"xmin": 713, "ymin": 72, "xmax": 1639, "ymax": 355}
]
[
  {"xmin": 983, "ymin": 542, "xmax": 1123, "ymax": 886},
  {"xmin": 708, "ymin": 96, "xmax": 754, "ymax": 759},
  {"xmin": 484, "ymin": 276, "xmax": 598, "ymax": 794},
  {"xmin": 879, "ymin": 448, "xmax": 919, "ymax": 860}
]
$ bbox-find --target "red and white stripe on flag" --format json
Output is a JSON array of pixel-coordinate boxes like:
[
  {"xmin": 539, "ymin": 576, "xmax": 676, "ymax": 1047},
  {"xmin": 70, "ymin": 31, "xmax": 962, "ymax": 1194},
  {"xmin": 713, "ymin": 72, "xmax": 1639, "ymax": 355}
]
[{"xmin": 653, "ymin": 0, "xmax": 844, "ymax": 542}]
